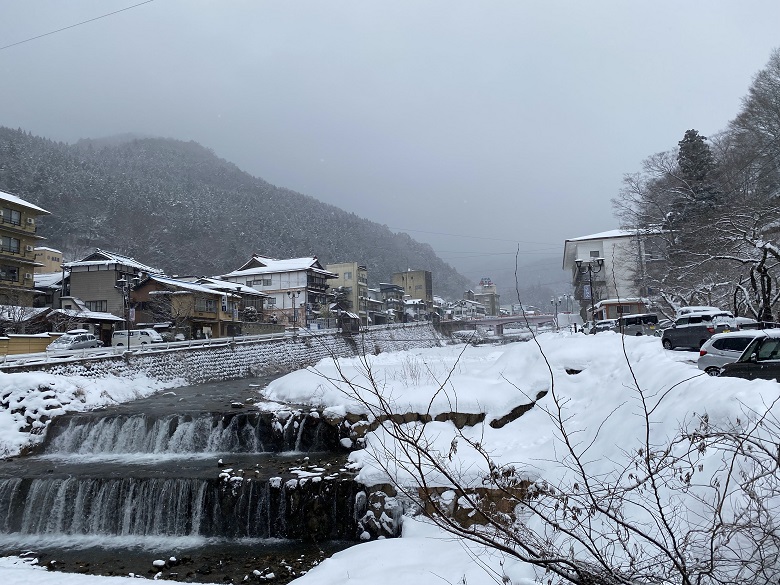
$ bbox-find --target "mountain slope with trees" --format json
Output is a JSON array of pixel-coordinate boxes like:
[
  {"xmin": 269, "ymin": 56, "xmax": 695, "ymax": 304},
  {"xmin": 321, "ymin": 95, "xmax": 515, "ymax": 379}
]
[{"xmin": 0, "ymin": 128, "xmax": 470, "ymax": 298}]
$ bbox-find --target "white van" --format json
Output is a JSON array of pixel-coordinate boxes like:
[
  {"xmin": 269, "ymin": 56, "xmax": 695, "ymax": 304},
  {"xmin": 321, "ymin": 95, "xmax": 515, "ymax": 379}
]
[{"xmin": 112, "ymin": 328, "xmax": 164, "ymax": 347}]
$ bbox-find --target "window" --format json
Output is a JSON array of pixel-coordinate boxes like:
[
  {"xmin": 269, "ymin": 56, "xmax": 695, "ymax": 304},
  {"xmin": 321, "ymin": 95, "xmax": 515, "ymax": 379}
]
[
  {"xmin": 589, "ymin": 250, "xmax": 600, "ymax": 258},
  {"xmin": 85, "ymin": 300, "xmax": 108, "ymax": 313},
  {"xmin": 266, "ymin": 296, "xmax": 276, "ymax": 306},
  {"xmin": 344, "ymin": 271, "xmax": 352, "ymax": 280},
  {"xmin": 195, "ymin": 298, "xmax": 217, "ymax": 312},
  {"xmin": 0, "ymin": 236, "xmax": 20, "ymax": 253},
  {"xmin": 0, "ymin": 208, "xmax": 21, "ymax": 226},
  {"xmin": 616, "ymin": 305, "xmax": 632, "ymax": 314},
  {"xmin": 0, "ymin": 265, "xmax": 19, "ymax": 282},
  {"xmin": 263, "ymin": 278, "xmax": 272, "ymax": 286},
  {"xmin": 757, "ymin": 339, "xmax": 780, "ymax": 361}
]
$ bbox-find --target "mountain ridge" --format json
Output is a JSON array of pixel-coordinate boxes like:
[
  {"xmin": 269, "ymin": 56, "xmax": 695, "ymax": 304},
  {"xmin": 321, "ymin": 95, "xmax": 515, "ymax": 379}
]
[{"xmin": 0, "ymin": 127, "xmax": 471, "ymax": 298}]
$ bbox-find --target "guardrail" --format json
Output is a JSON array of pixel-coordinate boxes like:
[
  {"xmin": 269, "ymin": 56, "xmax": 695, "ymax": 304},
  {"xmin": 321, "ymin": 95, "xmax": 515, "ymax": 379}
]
[
  {"xmin": 0, "ymin": 330, "xmax": 318, "ymax": 368},
  {"xmin": 0, "ymin": 322, "xmax": 432, "ymax": 369}
]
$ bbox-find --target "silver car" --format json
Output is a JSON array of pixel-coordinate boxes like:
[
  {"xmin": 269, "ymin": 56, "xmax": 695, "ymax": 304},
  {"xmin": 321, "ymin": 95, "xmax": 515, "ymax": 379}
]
[
  {"xmin": 697, "ymin": 330, "xmax": 767, "ymax": 376},
  {"xmin": 47, "ymin": 330, "xmax": 103, "ymax": 351}
]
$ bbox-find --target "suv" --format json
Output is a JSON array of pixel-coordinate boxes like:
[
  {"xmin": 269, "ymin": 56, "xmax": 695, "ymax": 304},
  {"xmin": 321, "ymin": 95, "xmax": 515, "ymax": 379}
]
[
  {"xmin": 661, "ymin": 312, "xmax": 735, "ymax": 350},
  {"xmin": 697, "ymin": 330, "xmax": 767, "ymax": 376},
  {"xmin": 615, "ymin": 313, "xmax": 658, "ymax": 336},
  {"xmin": 47, "ymin": 330, "xmax": 103, "ymax": 351},
  {"xmin": 720, "ymin": 330, "xmax": 780, "ymax": 381}
]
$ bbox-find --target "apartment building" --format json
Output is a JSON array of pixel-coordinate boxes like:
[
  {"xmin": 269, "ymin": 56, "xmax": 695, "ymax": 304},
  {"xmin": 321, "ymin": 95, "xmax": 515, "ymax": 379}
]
[
  {"xmin": 325, "ymin": 262, "xmax": 368, "ymax": 325},
  {"xmin": 0, "ymin": 189, "xmax": 50, "ymax": 306}
]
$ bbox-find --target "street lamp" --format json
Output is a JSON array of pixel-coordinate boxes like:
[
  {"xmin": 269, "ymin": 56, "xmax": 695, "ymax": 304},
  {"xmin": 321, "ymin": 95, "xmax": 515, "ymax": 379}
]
[
  {"xmin": 575, "ymin": 258, "xmax": 604, "ymax": 331},
  {"xmin": 286, "ymin": 290, "xmax": 302, "ymax": 336},
  {"xmin": 116, "ymin": 275, "xmax": 140, "ymax": 348}
]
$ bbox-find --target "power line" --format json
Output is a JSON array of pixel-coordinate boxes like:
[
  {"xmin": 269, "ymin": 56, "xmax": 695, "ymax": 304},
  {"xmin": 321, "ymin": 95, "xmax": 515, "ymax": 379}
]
[
  {"xmin": 388, "ymin": 226, "xmax": 556, "ymax": 247},
  {"xmin": 0, "ymin": 0, "xmax": 156, "ymax": 52}
]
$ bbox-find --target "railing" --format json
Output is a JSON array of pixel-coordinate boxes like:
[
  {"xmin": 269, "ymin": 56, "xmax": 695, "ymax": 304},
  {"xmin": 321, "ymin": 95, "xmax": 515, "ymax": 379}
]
[{"xmin": 0, "ymin": 322, "xmax": 433, "ymax": 368}]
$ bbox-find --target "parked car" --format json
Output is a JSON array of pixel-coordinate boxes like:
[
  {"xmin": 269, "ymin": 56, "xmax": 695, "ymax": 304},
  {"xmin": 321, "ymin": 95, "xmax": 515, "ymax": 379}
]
[
  {"xmin": 614, "ymin": 313, "xmax": 658, "ymax": 336},
  {"xmin": 677, "ymin": 306, "xmax": 723, "ymax": 316},
  {"xmin": 47, "ymin": 329, "xmax": 103, "ymax": 351},
  {"xmin": 593, "ymin": 319, "xmax": 618, "ymax": 333},
  {"xmin": 719, "ymin": 330, "xmax": 780, "ymax": 381},
  {"xmin": 661, "ymin": 311, "xmax": 736, "ymax": 350},
  {"xmin": 697, "ymin": 330, "xmax": 767, "ymax": 376},
  {"xmin": 112, "ymin": 328, "xmax": 164, "ymax": 347}
]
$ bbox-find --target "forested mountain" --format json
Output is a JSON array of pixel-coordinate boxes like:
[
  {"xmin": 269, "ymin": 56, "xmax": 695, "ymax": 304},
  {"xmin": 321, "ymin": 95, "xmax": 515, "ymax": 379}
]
[{"xmin": 0, "ymin": 127, "xmax": 470, "ymax": 298}]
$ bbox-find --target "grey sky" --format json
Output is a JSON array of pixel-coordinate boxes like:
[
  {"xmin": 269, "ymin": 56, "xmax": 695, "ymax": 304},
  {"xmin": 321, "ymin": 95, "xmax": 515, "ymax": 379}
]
[{"xmin": 1, "ymin": 1, "xmax": 778, "ymax": 290}]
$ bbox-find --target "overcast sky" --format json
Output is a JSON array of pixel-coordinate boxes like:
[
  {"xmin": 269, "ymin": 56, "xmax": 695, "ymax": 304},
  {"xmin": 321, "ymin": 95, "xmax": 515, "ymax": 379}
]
[{"xmin": 1, "ymin": 1, "xmax": 778, "ymax": 289}]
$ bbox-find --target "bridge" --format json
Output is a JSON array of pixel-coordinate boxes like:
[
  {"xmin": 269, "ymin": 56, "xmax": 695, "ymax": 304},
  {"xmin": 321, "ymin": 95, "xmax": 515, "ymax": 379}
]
[{"xmin": 454, "ymin": 314, "xmax": 559, "ymax": 335}]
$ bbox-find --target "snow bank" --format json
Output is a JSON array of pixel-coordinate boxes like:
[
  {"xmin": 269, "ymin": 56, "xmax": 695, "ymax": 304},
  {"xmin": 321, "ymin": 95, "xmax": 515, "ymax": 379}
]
[
  {"xmin": 0, "ymin": 370, "xmax": 181, "ymax": 456},
  {"xmin": 264, "ymin": 332, "xmax": 780, "ymax": 487}
]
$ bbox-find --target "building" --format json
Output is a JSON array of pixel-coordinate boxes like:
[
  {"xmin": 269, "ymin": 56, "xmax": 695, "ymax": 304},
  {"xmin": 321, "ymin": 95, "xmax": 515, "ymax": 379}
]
[
  {"xmin": 379, "ymin": 282, "xmax": 405, "ymax": 322},
  {"xmin": 33, "ymin": 246, "xmax": 63, "ymax": 274},
  {"xmin": 591, "ymin": 298, "xmax": 649, "ymax": 321},
  {"xmin": 392, "ymin": 269, "xmax": 433, "ymax": 312},
  {"xmin": 62, "ymin": 249, "xmax": 164, "ymax": 338},
  {"xmin": 325, "ymin": 262, "xmax": 368, "ymax": 325},
  {"xmin": 220, "ymin": 255, "xmax": 336, "ymax": 328},
  {"xmin": 133, "ymin": 274, "xmax": 268, "ymax": 339},
  {"xmin": 471, "ymin": 277, "xmax": 500, "ymax": 316},
  {"xmin": 562, "ymin": 230, "xmax": 641, "ymax": 322},
  {"xmin": 0, "ymin": 189, "xmax": 51, "ymax": 306}
]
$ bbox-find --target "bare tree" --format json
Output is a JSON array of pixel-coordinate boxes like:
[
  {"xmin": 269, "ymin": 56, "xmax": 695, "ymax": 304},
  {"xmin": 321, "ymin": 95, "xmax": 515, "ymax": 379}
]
[{"xmin": 307, "ymin": 331, "xmax": 780, "ymax": 585}]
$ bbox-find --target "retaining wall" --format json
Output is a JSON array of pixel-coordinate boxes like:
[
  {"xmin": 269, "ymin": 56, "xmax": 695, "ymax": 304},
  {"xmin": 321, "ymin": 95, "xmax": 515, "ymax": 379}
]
[{"xmin": 2, "ymin": 323, "xmax": 444, "ymax": 385}]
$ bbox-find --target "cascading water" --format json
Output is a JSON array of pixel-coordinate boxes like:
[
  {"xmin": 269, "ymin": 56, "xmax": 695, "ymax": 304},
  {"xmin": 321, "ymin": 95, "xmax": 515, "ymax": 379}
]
[{"xmin": 0, "ymin": 380, "xmax": 362, "ymax": 547}]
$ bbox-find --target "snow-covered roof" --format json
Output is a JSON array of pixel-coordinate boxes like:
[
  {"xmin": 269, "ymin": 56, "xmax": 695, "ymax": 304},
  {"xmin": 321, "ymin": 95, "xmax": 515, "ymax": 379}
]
[
  {"xmin": 0, "ymin": 189, "xmax": 50, "ymax": 215},
  {"xmin": 222, "ymin": 255, "xmax": 337, "ymax": 279},
  {"xmin": 144, "ymin": 275, "xmax": 239, "ymax": 297},
  {"xmin": 0, "ymin": 306, "xmax": 49, "ymax": 321},
  {"xmin": 33, "ymin": 246, "xmax": 62, "ymax": 253},
  {"xmin": 566, "ymin": 229, "xmax": 635, "ymax": 242},
  {"xmin": 34, "ymin": 271, "xmax": 66, "ymax": 288},
  {"xmin": 63, "ymin": 249, "xmax": 163, "ymax": 274},
  {"xmin": 197, "ymin": 277, "xmax": 268, "ymax": 297},
  {"xmin": 593, "ymin": 298, "xmax": 647, "ymax": 308},
  {"xmin": 49, "ymin": 308, "xmax": 124, "ymax": 322}
]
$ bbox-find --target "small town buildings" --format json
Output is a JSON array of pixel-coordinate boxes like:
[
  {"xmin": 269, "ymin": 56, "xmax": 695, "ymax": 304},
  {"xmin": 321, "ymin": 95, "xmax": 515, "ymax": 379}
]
[
  {"xmin": 33, "ymin": 246, "xmax": 63, "ymax": 274},
  {"xmin": 403, "ymin": 298, "xmax": 428, "ymax": 321},
  {"xmin": 365, "ymin": 288, "xmax": 387, "ymax": 324},
  {"xmin": 325, "ymin": 262, "xmax": 368, "ymax": 325},
  {"xmin": 379, "ymin": 282, "xmax": 405, "ymax": 322},
  {"xmin": 133, "ymin": 274, "xmax": 268, "ymax": 339},
  {"xmin": 220, "ymin": 255, "xmax": 336, "ymax": 328},
  {"xmin": 472, "ymin": 277, "xmax": 500, "ymax": 316},
  {"xmin": 0, "ymin": 189, "xmax": 50, "ymax": 306}
]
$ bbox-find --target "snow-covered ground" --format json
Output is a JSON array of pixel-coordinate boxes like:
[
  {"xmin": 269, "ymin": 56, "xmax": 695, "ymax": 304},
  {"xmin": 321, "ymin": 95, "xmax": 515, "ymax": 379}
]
[
  {"xmin": 1, "ymin": 331, "xmax": 778, "ymax": 584},
  {"xmin": 0, "ymin": 370, "xmax": 182, "ymax": 457}
]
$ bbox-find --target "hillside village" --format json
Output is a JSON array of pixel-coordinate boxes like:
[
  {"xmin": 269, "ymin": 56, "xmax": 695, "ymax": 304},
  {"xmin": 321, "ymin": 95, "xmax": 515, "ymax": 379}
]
[{"xmin": 0, "ymin": 188, "xmax": 504, "ymax": 352}]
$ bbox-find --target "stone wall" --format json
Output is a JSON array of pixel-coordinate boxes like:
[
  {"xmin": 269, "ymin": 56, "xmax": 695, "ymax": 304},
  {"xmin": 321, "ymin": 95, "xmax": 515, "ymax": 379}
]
[{"xmin": 2, "ymin": 323, "xmax": 443, "ymax": 385}]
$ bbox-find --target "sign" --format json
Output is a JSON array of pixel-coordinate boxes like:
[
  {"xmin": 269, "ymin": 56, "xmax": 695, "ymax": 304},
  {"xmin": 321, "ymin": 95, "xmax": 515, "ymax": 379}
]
[
  {"xmin": 129, "ymin": 307, "xmax": 136, "ymax": 322},
  {"xmin": 582, "ymin": 284, "xmax": 592, "ymax": 300},
  {"xmin": 233, "ymin": 308, "xmax": 239, "ymax": 320}
]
